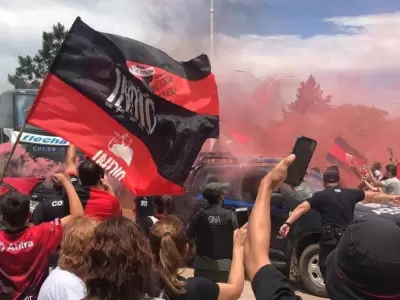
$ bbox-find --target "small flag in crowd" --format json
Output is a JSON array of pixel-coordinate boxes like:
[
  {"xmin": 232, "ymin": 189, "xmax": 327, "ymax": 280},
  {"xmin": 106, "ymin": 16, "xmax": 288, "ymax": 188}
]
[
  {"xmin": 326, "ymin": 136, "xmax": 368, "ymax": 172},
  {"xmin": 0, "ymin": 178, "xmax": 42, "ymax": 196},
  {"xmin": 26, "ymin": 17, "xmax": 219, "ymax": 196}
]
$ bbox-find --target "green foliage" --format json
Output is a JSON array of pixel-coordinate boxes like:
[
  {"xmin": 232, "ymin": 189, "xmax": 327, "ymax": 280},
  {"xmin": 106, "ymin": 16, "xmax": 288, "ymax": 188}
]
[
  {"xmin": 8, "ymin": 23, "xmax": 68, "ymax": 89},
  {"xmin": 288, "ymin": 75, "xmax": 331, "ymax": 113}
]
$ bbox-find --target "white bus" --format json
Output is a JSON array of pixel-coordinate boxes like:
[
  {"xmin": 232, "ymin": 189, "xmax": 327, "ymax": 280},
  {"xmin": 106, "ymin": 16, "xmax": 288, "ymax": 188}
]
[{"xmin": 0, "ymin": 89, "xmax": 70, "ymax": 163}]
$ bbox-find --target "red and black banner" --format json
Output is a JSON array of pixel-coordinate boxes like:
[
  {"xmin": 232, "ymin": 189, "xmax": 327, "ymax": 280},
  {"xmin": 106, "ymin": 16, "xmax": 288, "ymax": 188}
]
[
  {"xmin": 326, "ymin": 136, "xmax": 368, "ymax": 172},
  {"xmin": 104, "ymin": 32, "xmax": 219, "ymax": 138},
  {"xmin": 27, "ymin": 17, "xmax": 219, "ymax": 196}
]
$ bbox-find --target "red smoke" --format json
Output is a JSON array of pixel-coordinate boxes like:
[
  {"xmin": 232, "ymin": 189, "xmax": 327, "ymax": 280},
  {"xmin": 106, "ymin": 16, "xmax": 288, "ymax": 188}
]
[
  {"xmin": 1, "ymin": 74, "xmax": 398, "ymax": 190},
  {"xmin": 0, "ymin": 143, "xmax": 63, "ymax": 178},
  {"xmin": 0, "ymin": 142, "xmax": 134, "ymax": 207},
  {"xmin": 219, "ymin": 74, "xmax": 400, "ymax": 186}
]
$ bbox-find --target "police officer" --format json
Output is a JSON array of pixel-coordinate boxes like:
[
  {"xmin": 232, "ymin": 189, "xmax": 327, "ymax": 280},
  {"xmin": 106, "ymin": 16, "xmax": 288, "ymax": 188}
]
[
  {"xmin": 30, "ymin": 179, "xmax": 66, "ymax": 225},
  {"xmin": 279, "ymin": 168, "xmax": 400, "ymax": 280},
  {"xmin": 188, "ymin": 182, "xmax": 238, "ymax": 283}
]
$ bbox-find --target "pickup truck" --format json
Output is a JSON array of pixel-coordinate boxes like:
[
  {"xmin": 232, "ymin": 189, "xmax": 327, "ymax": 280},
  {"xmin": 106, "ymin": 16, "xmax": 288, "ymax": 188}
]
[
  {"xmin": 168, "ymin": 152, "xmax": 326, "ymax": 296},
  {"xmin": 169, "ymin": 152, "xmax": 400, "ymax": 297}
]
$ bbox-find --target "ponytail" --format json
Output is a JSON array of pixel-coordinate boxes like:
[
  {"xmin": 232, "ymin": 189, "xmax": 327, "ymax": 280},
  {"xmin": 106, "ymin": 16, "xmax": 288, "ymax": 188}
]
[{"xmin": 158, "ymin": 233, "xmax": 186, "ymax": 296}]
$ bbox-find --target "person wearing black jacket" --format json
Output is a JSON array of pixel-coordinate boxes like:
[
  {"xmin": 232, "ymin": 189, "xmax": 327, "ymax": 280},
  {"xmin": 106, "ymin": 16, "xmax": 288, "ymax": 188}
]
[
  {"xmin": 279, "ymin": 168, "xmax": 400, "ymax": 280},
  {"xmin": 188, "ymin": 182, "xmax": 238, "ymax": 283},
  {"xmin": 30, "ymin": 180, "xmax": 66, "ymax": 225}
]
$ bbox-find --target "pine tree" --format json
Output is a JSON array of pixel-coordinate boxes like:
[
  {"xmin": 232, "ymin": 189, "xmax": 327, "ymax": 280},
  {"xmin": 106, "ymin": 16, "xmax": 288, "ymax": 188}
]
[
  {"xmin": 288, "ymin": 75, "xmax": 331, "ymax": 113},
  {"xmin": 8, "ymin": 23, "xmax": 68, "ymax": 89}
]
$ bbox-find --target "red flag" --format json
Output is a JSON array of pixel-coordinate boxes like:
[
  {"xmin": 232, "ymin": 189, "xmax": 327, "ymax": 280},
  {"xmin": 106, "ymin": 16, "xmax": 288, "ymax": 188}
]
[{"xmin": 0, "ymin": 178, "xmax": 42, "ymax": 196}]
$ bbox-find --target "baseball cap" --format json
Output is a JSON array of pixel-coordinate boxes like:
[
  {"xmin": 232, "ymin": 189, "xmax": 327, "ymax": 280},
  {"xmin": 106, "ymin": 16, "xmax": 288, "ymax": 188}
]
[
  {"xmin": 202, "ymin": 182, "xmax": 229, "ymax": 200},
  {"xmin": 323, "ymin": 169, "xmax": 340, "ymax": 183},
  {"xmin": 326, "ymin": 217, "xmax": 400, "ymax": 299}
]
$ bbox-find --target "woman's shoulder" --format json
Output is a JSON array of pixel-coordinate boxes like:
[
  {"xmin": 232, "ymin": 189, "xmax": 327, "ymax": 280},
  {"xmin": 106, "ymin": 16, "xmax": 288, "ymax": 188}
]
[{"xmin": 170, "ymin": 277, "xmax": 219, "ymax": 300}]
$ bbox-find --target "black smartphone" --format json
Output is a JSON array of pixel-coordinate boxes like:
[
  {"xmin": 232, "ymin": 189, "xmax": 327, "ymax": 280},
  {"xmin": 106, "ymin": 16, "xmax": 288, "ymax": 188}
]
[
  {"xmin": 235, "ymin": 207, "xmax": 249, "ymax": 228},
  {"xmin": 285, "ymin": 136, "xmax": 317, "ymax": 187}
]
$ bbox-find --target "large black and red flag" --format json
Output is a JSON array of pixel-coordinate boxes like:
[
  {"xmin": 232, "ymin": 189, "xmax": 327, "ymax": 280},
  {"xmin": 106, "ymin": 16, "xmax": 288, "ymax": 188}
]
[
  {"xmin": 26, "ymin": 17, "xmax": 219, "ymax": 196},
  {"xmin": 326, "ymin": 136, "xmax": 368, "ymax": 172}
]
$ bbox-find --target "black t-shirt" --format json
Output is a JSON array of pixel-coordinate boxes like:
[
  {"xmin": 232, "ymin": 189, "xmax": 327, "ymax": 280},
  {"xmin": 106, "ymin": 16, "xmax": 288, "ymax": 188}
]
[
  {"xmin": 150, "ymin": 277, "xmax": 219, "ymax": 300},
  {"xmin": 136, "ymin": 196, "xmax": 156, "ymax": 220},
  {"xmin": 307, "ymin": 187, "xmax": 365, "ymax": 228},
  {"xmin": 252, "ymin": 264, "xmax": 301, "ymax": 300}
]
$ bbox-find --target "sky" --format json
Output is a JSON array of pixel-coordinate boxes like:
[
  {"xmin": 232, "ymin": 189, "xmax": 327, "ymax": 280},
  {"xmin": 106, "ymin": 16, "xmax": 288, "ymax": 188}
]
[{"xmin": 1, "ymin": 0, "xmax": 400, "ymax": 112}]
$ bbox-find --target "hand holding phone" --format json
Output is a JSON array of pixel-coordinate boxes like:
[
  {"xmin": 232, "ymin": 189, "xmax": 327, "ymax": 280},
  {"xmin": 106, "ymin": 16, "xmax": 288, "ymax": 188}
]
[
  {"xmin": 285, "ymin": 136, "xmax": 317, "ymax": 187},
  {"xmin": 235, "ymin": 207, "xmax": 249, "ymax": 228}
]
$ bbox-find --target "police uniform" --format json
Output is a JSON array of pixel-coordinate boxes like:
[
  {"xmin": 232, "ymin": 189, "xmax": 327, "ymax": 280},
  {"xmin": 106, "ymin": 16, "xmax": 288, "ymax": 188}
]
[
  {"xmin": 306, "ymin": 170, "xmax": 365, "ymax": 279},
  {"xmin": 188, "ymin": 182, "xmax": 238, "ymax": 283},
  {"xmin": 30, "ymin": 184, "xmax": 66, "ymax": 225}
]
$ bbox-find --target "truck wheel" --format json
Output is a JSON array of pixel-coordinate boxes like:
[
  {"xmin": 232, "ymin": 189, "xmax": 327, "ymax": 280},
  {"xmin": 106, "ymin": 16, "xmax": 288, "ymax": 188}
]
[{"xmin": 299, "ymin": 244, "xmax": 328, "ymax": 297}]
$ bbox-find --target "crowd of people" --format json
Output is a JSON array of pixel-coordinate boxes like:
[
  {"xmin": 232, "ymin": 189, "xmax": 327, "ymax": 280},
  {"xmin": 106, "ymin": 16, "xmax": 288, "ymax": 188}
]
[{"xmin": 1, "ymin": 142, "xmax": 400, "ymax": 300}]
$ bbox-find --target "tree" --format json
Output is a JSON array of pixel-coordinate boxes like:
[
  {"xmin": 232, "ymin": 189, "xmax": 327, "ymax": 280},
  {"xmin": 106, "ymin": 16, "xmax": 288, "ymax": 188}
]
[
  {"xmin": 8, "ymin": 23, "xmax": 68, "ymax": 89},
  {"xmin": 288, "ymin": 75, "xmax": 331, "ymax": 113}
]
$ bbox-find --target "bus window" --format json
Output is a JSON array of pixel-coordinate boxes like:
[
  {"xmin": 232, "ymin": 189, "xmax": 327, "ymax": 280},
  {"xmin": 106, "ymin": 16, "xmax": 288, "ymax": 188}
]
[
  {"xmin": 0, "ymin": 92, "xmax": 14, "ymax": 128},
  {"xmin": 15, "ymin": 93, "xmax": 40, "ymax": 131}
]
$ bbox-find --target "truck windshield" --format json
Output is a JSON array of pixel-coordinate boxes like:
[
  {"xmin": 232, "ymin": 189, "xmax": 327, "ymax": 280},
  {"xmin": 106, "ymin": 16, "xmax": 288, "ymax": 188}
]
[
  {"xmin": 293, "ymin": 173, "xmax": 324, "ymax": 201},
  {"xmin": 15, "ymin": 94, "xmax": 42, "ymax": 132}
]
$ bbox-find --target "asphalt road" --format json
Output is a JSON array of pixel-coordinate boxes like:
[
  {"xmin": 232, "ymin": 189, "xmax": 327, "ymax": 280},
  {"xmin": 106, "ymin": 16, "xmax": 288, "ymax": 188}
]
[{"xmin": 182, "ymin": 269, "xmax": 327, "ymax": 300}]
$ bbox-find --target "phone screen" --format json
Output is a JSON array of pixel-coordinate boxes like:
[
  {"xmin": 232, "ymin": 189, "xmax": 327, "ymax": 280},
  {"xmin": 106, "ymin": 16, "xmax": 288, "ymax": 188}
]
[
  {"xmin": 285, "ymin": 136, "xmax": 317, "ymax": 187},
  {"xmin": 235, "ymin": 207, "xmax": 249, "ymax": 228}
]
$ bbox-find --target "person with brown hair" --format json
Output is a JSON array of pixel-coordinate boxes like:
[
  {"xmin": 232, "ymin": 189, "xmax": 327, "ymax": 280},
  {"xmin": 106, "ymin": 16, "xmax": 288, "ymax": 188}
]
[
  {"xmin": 148, "ymin": 215, "xmax": 246, "ymax": 300},
  {"xmin": 38, "ymin": 216, "xmax": 99, "ymax": 299},
  {"xmin": 83, "ymin": 216, "xmax": 154, "ymax": 300}
]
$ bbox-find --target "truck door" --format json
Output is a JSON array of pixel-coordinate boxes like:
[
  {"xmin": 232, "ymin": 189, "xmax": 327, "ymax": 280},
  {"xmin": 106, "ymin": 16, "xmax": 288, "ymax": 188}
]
[
  {"xmin": 269, "ymin": 192, "xmax": 290, "ymax": 263},
  {"xmin": 240, "ymin": 167, "xmax": 290, "ymax": 264}
]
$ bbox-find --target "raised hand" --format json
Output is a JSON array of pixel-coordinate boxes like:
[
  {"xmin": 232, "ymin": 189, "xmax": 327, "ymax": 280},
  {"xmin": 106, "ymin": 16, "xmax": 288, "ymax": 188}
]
[
  {"xmin": 279, "ymin": 223, "xmax": 290, "ymax": 238},
  {"xmin": 388, "ymin": 146, "xmax": 394, "ymax": 156},
  {"xmin": 53, "ymin": 172, "xmax": 68, "ymax": 185},
  {"xmin": 233, "ymin": 223, "xmax": 248, "ymax": 247},
  {"xmin": 262, "ymin": 154, "xmax": 296, "ymax": 191}
]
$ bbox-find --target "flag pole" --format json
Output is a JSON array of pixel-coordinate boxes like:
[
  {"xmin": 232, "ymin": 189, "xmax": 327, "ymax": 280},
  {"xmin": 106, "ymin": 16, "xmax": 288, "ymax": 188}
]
[
  {"xmin": 209, "ymin": 0, "xmax": 219, "ymax": 151},
  {"xmin": 0, "ymin": 74, "xmax": 52, "ymax": 186},
  {"xmin": 0, "ymin": 122, "xmax": 28, "ymax": 185},
  {"xmin": 210, "ymin": 0, "xmax": 215, "ymax": 68},
  {"xmin": 0, "ymin": 129, "xmax": 4, "ymax": 177}
]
